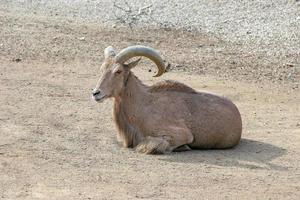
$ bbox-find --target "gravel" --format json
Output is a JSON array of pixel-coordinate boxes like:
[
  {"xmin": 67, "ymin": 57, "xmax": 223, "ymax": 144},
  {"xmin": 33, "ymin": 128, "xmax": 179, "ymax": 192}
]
[{"xmin": 2, "ymin": 0, "xmax": 300, "ymax": 58}]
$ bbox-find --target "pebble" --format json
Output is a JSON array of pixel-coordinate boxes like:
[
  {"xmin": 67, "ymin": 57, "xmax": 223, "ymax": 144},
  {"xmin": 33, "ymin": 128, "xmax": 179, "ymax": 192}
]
[{"xmin": 12, "ymin": 58, "xmax": 22, "ymax": 62}]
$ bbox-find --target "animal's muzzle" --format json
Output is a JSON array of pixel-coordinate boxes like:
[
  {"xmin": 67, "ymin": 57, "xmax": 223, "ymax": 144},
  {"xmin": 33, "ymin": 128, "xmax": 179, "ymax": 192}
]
[{"xmin": 92, "ymin": 89, "xmax": 100, "ymax": 96}]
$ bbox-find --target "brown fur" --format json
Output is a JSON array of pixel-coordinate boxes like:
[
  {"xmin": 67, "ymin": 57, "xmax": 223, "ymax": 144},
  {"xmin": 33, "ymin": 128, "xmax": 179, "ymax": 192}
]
[
  {"xmin": 93, "ymin": 49, "xmax": 242, "ymax": 154},
  {"xmin": 113, "ymin": 97, "xmax": 141, "ymax": 148}
]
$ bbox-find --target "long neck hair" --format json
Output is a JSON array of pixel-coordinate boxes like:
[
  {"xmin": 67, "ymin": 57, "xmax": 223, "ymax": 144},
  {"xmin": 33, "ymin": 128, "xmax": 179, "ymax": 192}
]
[{"xmin": 113, "ymin": 72, "xmax": 145, "ymax": 148}]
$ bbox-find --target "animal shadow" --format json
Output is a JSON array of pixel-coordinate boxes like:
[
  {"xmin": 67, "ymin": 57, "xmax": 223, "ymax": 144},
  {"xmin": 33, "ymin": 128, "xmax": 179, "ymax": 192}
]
[{"xmin": 161, "ymin": 139, "xmax": 287, "ymax": 170}]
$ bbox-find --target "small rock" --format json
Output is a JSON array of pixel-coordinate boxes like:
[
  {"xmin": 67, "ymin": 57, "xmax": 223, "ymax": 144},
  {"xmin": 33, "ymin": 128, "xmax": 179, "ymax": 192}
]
[
  {"xmin": 112, "ymin": 24, "xmax": 117, "ymax": 28},
  {"xmin": 78, "ymin": 37, "xmax": 85, "ymax": 41},
  {"xmin": 12, "ymin": 58, "xmax": 22, "ymax": 63},
  {"xmin": 155, "ymin": 41, "xmax": 161, "ymax": 45},
  {"xmin": 293, "ymin": 84, "xmax": 299, "ymax": 89},
  {"xmin": 165, "ymin": 62, "xmax": 171, "ymax": 71}
]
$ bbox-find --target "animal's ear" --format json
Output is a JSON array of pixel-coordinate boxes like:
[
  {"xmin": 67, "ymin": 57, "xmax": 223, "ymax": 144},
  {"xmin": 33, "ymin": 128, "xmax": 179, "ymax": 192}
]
[
  {"xmin": 126, "ymin": 57, "xmax": 142, "ymax": 70},
  {"xmin": 104, "ymin": 46, "xmax": 116, "ymax": 59}
]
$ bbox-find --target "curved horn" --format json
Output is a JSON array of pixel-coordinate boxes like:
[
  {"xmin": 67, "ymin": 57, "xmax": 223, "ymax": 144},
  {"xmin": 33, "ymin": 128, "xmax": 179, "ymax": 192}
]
[{"xmin": 114, "ymin": 45, "xmax": 165, "ymax": 77}]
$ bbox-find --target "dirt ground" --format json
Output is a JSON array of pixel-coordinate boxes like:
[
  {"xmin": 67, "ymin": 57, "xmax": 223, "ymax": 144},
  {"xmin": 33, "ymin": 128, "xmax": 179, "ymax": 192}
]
[{"xmin": 0, "ymin": 9, "xmax": 300, "ymax": 200}]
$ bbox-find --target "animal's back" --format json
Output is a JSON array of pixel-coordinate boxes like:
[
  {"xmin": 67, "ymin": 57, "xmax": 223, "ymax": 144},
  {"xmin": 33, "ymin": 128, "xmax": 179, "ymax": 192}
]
[{"xmin": 148, "ymin": 80, "xmax": 197, "ymax": 94}]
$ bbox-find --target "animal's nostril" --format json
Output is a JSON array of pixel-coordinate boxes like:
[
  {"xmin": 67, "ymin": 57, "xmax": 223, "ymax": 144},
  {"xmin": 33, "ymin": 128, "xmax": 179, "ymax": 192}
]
[{"xmin": 92, "ymin": 90, "xmax": 100, "ymax": 96}]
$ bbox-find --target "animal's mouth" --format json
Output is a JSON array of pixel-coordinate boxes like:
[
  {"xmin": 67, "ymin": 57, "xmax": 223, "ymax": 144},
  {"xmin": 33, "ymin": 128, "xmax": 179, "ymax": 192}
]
[{"xmin": 93, "ymin": 94, "xmax": 107, "ymax": 103}]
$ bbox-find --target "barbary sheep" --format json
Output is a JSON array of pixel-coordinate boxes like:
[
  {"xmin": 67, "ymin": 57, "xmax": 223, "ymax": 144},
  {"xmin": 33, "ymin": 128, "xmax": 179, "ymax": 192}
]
[{"xmin": 92, "ymin": 45, "xmax": 242, "ymax": 154}]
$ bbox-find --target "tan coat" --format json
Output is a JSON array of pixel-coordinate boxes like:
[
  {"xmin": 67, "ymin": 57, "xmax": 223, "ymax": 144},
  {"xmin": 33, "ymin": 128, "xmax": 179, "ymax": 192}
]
[{"xmin": 92, "ymin": 45, "xmax": 242, "ymax": 154}]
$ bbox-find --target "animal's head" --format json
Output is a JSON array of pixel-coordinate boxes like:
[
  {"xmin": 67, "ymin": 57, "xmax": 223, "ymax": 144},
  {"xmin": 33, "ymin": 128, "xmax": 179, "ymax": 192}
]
[{"xmin": 92, "ymin": 45, "xmax": 165, "ymax": 102}]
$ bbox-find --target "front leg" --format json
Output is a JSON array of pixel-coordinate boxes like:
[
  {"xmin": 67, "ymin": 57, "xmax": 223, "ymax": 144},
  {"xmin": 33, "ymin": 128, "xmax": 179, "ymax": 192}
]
[
  {"xmin": 135, "ymin": 136, "xmax": 170, "ymax": 154},
  {"xmin": 135, "ymin": 126, "xmax": 194, "ymax": 154},
  {"xmin": 117, "ymin": 127, "xmax": 141, "ymax": 148}
]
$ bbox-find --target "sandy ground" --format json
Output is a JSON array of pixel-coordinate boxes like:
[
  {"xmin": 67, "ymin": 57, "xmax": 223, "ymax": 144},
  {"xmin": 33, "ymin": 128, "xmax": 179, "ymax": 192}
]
[{"xmin": 0, "ymin": 3, "xmax": 300, "ymax": 200}]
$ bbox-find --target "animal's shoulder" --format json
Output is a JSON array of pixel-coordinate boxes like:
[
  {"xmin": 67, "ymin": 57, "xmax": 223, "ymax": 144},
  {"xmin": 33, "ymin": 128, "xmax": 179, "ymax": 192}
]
[{"xmin": 148, "ymin": 80, "xmax": 197, "ymax": 94}]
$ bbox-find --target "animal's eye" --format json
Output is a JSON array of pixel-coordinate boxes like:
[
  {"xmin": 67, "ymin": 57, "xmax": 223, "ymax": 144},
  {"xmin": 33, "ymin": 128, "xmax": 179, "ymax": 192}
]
[{"xmin": 115, "ymin": 70, "xmax": 122, "ymax": 75}]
